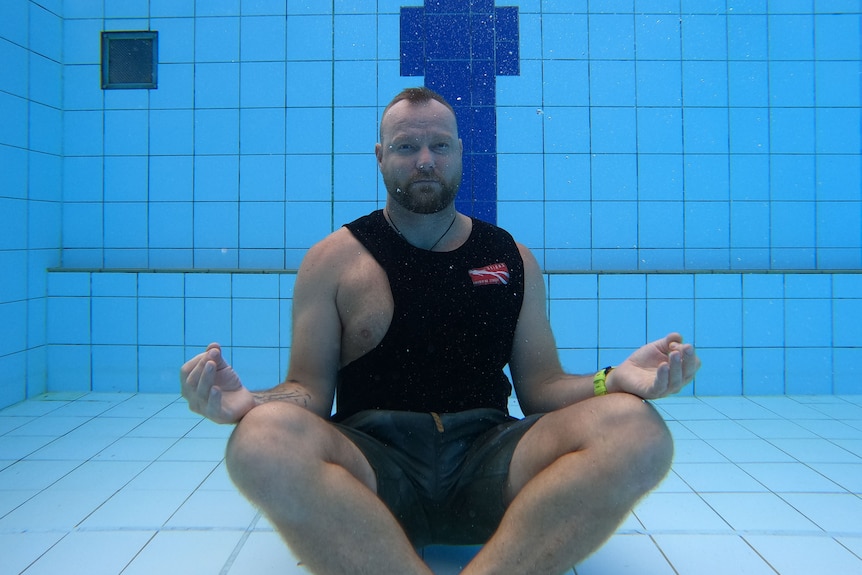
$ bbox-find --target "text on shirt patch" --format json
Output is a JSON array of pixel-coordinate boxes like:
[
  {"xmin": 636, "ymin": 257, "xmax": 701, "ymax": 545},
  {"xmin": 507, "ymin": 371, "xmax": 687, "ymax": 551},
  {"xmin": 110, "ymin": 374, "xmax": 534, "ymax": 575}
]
[{"xmin": 469, "ymin": 263, "xmax": 510, "ymax": 286}]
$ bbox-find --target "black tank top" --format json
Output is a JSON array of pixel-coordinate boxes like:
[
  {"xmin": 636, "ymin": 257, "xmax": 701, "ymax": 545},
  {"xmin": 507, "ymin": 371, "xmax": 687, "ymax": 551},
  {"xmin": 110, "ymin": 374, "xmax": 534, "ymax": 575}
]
[{"xmin": 333, "ymin": 210, "xmax": 525, "ymax": 421}]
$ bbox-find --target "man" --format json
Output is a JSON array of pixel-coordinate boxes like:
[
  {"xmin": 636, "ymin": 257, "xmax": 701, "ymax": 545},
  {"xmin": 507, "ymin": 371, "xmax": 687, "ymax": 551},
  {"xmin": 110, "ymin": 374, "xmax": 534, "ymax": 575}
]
[{"xmin": 180, "ymin": 87, "xmax": 701, "ymax": 574}]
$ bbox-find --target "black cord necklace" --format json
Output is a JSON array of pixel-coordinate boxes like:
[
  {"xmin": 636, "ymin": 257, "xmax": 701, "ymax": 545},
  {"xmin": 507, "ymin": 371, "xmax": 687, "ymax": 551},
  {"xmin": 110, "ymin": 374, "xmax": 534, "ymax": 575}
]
[{"xmin": 384, "ymin": 209, "xmax": 457, "ymax": 251}]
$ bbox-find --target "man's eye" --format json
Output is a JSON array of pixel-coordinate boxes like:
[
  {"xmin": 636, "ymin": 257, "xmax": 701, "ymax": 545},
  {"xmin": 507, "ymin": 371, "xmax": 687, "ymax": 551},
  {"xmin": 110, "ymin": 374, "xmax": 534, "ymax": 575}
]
[{"xmin": 432, "ymin": 143, "xmax": 450, "ymax": 153}]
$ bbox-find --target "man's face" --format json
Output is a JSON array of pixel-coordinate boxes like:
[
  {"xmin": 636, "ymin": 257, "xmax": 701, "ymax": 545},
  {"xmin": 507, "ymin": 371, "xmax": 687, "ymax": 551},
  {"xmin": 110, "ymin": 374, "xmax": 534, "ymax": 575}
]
[{"xmin": 376, "ymin": 99, "xmax": 463, "ymax": 214}]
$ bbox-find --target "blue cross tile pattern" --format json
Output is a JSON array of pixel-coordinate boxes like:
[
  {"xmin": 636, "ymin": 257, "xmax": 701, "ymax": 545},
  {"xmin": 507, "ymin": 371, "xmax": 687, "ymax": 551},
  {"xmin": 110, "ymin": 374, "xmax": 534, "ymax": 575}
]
[{"xmin": 400, "ymin": 1, "xmax": 520, "ymax": 224}]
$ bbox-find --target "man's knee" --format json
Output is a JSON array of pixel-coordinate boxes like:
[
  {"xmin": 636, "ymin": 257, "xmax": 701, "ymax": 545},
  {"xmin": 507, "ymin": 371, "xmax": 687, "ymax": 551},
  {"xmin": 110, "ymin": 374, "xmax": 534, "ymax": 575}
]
[
  {"xmin": 225, "ymin": 402, "xmax": 323, "ymax": 494},
  {"xmin": 597, "ymin": 393, "xmax": 674, "ymax": 488}
]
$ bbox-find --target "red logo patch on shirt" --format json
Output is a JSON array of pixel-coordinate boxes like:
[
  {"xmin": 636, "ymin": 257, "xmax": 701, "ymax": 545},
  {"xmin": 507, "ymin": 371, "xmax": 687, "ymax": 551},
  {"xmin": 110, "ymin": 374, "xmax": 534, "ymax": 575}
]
[{"xmin": 469, "ymin": 263, "xmax": 510, "ymax": 286}]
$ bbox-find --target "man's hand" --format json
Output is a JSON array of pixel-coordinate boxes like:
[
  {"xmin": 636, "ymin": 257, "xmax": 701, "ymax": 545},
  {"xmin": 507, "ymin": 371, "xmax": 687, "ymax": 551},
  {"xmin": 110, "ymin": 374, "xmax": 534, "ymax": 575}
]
[
  {"xmin": 607, "ymin": 333, "xmax": 701, "ymax": 400},
  {"xmin": 180, "ymin": 343, "xmax": 256, "ymax": 424}
]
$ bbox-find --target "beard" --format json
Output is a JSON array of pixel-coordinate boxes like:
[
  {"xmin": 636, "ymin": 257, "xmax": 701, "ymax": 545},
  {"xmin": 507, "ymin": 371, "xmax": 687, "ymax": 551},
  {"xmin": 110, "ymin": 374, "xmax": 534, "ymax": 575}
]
[{"xmin": 385, "ymin": 172, "xmax": 461, "ymax": 214}]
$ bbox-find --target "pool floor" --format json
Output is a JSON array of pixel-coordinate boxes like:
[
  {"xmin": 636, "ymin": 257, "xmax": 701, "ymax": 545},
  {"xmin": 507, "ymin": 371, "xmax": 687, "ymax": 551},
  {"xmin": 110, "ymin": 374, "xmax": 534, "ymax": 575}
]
[{"xmin": 1, "ymin": 393, "xmax": 860, "ymax": 574}]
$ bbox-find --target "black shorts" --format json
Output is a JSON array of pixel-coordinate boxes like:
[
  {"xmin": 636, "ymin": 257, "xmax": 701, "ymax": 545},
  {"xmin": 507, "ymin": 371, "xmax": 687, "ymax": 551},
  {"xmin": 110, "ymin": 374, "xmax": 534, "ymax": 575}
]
[{"xmin": 332, "ymin": 408, "xmax": 543, "ymax": 547}]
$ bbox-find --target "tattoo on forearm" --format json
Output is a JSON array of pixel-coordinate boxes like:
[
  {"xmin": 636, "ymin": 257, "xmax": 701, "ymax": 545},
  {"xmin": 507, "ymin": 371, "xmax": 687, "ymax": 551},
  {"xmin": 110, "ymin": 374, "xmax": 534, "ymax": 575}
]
[{"xmin": 253, "ymin": 389, "xmax": 311, "ymax": 408}]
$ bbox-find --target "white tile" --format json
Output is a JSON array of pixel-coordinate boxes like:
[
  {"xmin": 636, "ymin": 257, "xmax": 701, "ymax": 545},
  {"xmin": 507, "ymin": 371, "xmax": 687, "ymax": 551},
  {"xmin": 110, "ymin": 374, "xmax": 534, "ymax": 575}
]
[
  {"xmin": 49, "ymin": 460, "xmax": 149, "ymax": 491},
  {"xmin": 634, "ymin": 493, "xmax": 731, "ymax": 532},
  {"xmin": 745, "ymin": 535, "xmax": 862, "ymax": 575},
  {"xmin": 808, "ymin": 462, "xmax": 862, "ymax": 492},
  {"xmin": 121, "ymin": 530, "xmax": 243, "ymax": 575},
  {"xmin": 0, "ymin": 488, "xmax": 111, "ymax": 530},
  {"xmin": 738, "ymin": 462, "xmax": 845, "ymax": 493},
  {"xmin": 672, "ymin": 439, "xmax": 728, "ymax": 463},
  {"xmin": 794, "ymin": 418, "xmax": 862, "ymax": 439},
  {"xmin": 680, "ymin": 419, "xmax": 758, "ymax": 440},
  {"xmin": 0, "ymin": 415, "xmax": 37, "ymax": 434},
  {"xmin": 21, "ymin": 530, "xmax": 154, "ymax": 575},
  {"xmin": 71, "ymin": 416, "xmax": 147, "ymax": 438},
  {"xmin": 4, "ymin": 416, "xmax": 89, "ymax": 437},
  {"xmin": 126, "ymin": 417, "xmax": 200, "ymax": 438},
  {"xmin": 0, "ymin": 459, "xmax": 81, "ymax": 490},
  {"xmin": 653, "ymin": 534, "xmax": 777, "ymax": 575},
  {"xmin": 698, "ymin": 397, "xmax": 779, "ymax": 420},
  {"xmin": 575, "ymin": 533, "xmax": 674, "ymax": 575},
  {"xmin": 652, "ymin": 470, "xmax": 694, "ymax": 493},
  {"xmin": 700, "ymin": 492, "xmax": 820, "ymax": 532},
  {"xmin": 769, "ymin": 437, "xmax": 861, "ymax": 463},
  {"xmin": 79, "ymin": 487, "xmax": 190, "ymax": 529},
  {"xmin": 706, "ymin": 438, "xmax": 796, "ymax": 463},
  {"xmin": 157, "ymin": 437, "xmax": 227, "ymax": 462},
  {"xmin": 778, "ymin": 493, "xmax": 862, "ymax": 533},
  {"xmin": 0, "ymin": 488, "xmax": 38, "ymax": 516},
  {"xmin": 0, "ymin": 532, "xmax": 65, "ymax": 575},
  {"xmin": 736, "ymin": 418, "xmax": 818, "ymax": 439},
  {"xmin": 225, "ymin": 531, "xmax": 310, "ymax": 574},
  {"xmin": 92, "ymin": 436, "xmax": 178, "ymax": 461},
  {"xmin": 197, "ymin": 461, "xmax": 236, "ymax": 491},
  {"xmin": 185, "ymin": 417, "xmax": 235, "ymax": 439},
  {"xmin": 673, "ymin": 463, "xmax": 767, "ymax": 492},
  {"xmin": 124, "ymin": 460, "xmax": 220, "ymax": 491},
  {"xmin": 747, "ymin": 396, "xmax": 828, "ymax": 420},
  {"xmin": 165, "ymin": 489, "xmax": 258, "ymax": 529},
  {"xmin": 0, "ymin": 435, "xmax": 55, "ymax": 459},
  {"xmin": 24, "ymin": 432, "xmax": 117, "ymax": 461}
]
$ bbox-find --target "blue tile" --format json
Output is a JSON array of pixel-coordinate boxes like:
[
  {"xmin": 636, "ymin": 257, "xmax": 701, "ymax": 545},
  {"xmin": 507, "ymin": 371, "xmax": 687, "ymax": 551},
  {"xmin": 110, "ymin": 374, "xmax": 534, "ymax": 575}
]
[
  {"xmin": 770, "ymin": 202, "xmax": 815, "ymax": 248},
  {"xmin": 768, "ymin": 14, "xmax": 814, "ymax": 60},
  {"xmin": 634, "ymin": 13, "xmax": 681, "ymax": 60},
  {"xmin": 816, "ymin": 108, "xmax": 862, "ymax": 154},
  {"xmin": 138, "ymin": 297, "xmax": 184, "ymax": 345},
  {"xmin": 193, "ymin": 202, "xmax": 239, "ymax": 249},
  {"xmin": 240, "ymin": 15, "xmax": 286, "ymax": 61},
  {"xmin": 599, "ymin": 299, "xmax": 647, "ymax": 348},
  {"xmin": 590, "ymin": 60, "xmax": 636, "ymax": 106},
  {"xmin": 542, "ymin": 154, "xmax": 589, "ymax": 201},
  {"xmin": 185, "ymin": 273, "xmax": 232, "ymax": 297},
  {"xmin": 550, "ymin": 299, "xmax": 598, "ymax": 348},
  {"xmin": 785, "ymin": 298, "xmax": 832, "ymax": 347},
  {"xmin": 47, "ymin": 345, "xmax": 92, "ymax": 391},
  {"xmin": 286, "ymin": 108, "xmax": 332, "ymax": 154},
  {"xmin": 149, "ymin": 156, "xmax": 193, "ymax": 202},
  {"xmin": 194, "ymin": 110, "xmax": 240, "ymax": 155},
  {"xmin": 742, "ymin": 347, "xmax": 786, "ymax": 394},
  {"xmin": 541, "ymin": 13, "xmax": 588, "ymax": 59},
  {"xmin": 104, "ymin": 203, "xmax": 148, "ymax": 249},
  {"xmin": 637, "ymin": 108, "xmax": 682, "ymax": 153},
  {"xmin": 544, "ymin": 201, "xmax": 590, "ymax": 249},
  {"xmin": 285, "ymin": 155, "xmax": 332, "ymax": 200},
  {"xmin": 62, "ymin": 203, "xmax": 103, "ymax": 249},
  {"xmin": 589, "ymin": 14, "xmax": 634, "ymax": 59},
  {"xmin": 638, "ymin": 155, "xmax": 683, "ymax": 201},
  {"xmin": 647, "ymin": 298, "xmax": 695, "ymax": 342},
  {"xmin": 730, "ymin": 155, "xmax": 769, "ymax": 201},
  {"xmin": 833, "ymin": 348, "xmax": 862, "ymax": 394},
  {"xmin": 695, "ymin": 298, "xmax": 742, "ymax": 347},
  {"xmin": 683, "ymin": 107, "xmax": 729, "ymax": 153},
  {"xmin": 815, "ymin": 13, "xmax": 861, "ymax": 59},
  {"xmin": 29, "ymin": 55, "xmax": 61, "ymax": 108},
  {"xmin": 636, "ymin": 61, "xmax": 682, "ymax": 106},
  {"xmin": 769, "ymin": 61, "xmax": 814, "ymax": 107},
  {"xmin": 728, "ymin": 61, "xmax": 768, "ymax": 106},
  {"xmin": 590, "ymin": 108, "xmax": 637, "ymax": 153},
  {"xmin": 682, "ymin": 14, "xmax": 728, "ymax": 60},
  {"xmin": 334, "ymin": 61, "xmax": 377, "ymax": 107},
  {"xmin": 232, "ymin": 298, "xmax": 280, "ymax": 347},
  {"xmin": 151, "ymin": 0, "xmax": 194, "ymax": 17},
  {"xmin": 138, "ymin": 273, "xmax": 184, "ymax": 297},
  {"xmin": 194, "ymin": 63, "xmax": 240, "ymax": 108},
  {"xmin": 184, "ymin": 298, "xmax": 232, "ymax": 347},
  {"xmin": 542, "ymin": 61, "xmax": 589, "ymax": 106},
  {"xmin": 194, "ymin": 17, "xmax": 240, "ymax": 62},
  {"xmin": 150, "ymin": 63, "xmax": 194, "ymax": 109},
  {"xmin": 240, "ymin": 108, "xmax": 285, "ymax": 154},
  {"xmin": 28, "ymin": 104, "xmax": 62, "ymax": 155},
  {"xmin": 285, "ymin": 62, "xmax": 332, "ymax": 107},
  {"xmin": 728, "ymin": 15, "xmax": 768, "ymax": 60},
  {"xmin": 148, "ymin": 203, "xmax": 193, "ymax": 249},
  {"xmin": 685, "ymin": 202, "xmax": 729, "ymax": 249},
  {"xmin": 685, "ymin": 155, "xmax": 730, "ymax": 200},
  {"xmin": 239, "ymin": 202, "xmax": 284, "ymax": 249},
  {"xmin": 47, "ymin": 297, "xmax": 90, "ymax": 344},
  {"xmin": 818, "ymin": 202, "xmax": 861, "ymax": 249},
  {"xmin": 194, "ymin": 156, "xmax": 239, "ymax": 201},
  {"xmin": 334, "ymin": 14, "xmax": 376, "ymax": 59},
  {"xmin": 105, "ymin": 110, "xmax": 148, "ymax": 155},
  {"xmin": 639, "ymin": 201, "xmax": 684, "ymax": 249},
  {"xmin": 592, "ymin": 201, "xmax": 638, "ymax": 249},
  {"xmin": 730, "ymin": 202, "xmax": 770, "ymax": 249},
  {"xmin": 63, "ymin": 18, "xmax": 102, "ymax": 65},
  {"xmin": 151, "ymin": 18, "xmax": 195, "ymax": 63},
  {"xmin": 743, "ymin": 298, "xmax": 784, "ymax": 347},
  {"xmin": 729, "ymin": 108, "xmax": 769, "ymax": 154},
  {"xmin": 284, "ymin": 202, "xmax": 332, "ymax": 248},
  {"xmin": 333, "ymin": 107, "xmax": 375, "ymax": 154},
  {"xmin": 232, "ymin": 274, "xmax": 279, "ymax": 298},
  {"xmin": 239, "ymin": 155, "xmax": 285, "ymax": 202},
  {"xmin": 92, "ymin": 298, "xmax": 137, "ymax": 345},
  {"xmin": 149, "ymin": 110, "xmax": 194, "ymax": 156},
  {"xmin": 816, "ymin": 61, "xmax": 862, "ymax": 107},
  {"xmin": 785, "ymin": 348, "xmax": 833, "ymax": 394},
  {"xmin": 240, "ymin": 62, "xmax": 286, "ymax": 107},
  {"xmin": 104, "ymin": 156, "xmax": 148, "ymax": 202}
]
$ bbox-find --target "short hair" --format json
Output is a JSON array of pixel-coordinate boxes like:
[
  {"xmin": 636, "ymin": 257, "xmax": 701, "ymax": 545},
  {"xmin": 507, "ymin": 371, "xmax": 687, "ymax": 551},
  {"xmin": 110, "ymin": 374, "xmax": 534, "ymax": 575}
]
[{"xmin": 379, "ymin": 87, "xmax": 457, "ymax": 142}]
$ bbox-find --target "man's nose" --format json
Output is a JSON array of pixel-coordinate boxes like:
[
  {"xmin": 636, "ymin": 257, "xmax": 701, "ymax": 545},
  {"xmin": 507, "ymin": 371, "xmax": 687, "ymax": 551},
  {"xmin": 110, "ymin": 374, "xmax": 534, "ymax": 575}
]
[{"xmin": 416, "ymin": 147, "xmax": 435, "ymax": 170}]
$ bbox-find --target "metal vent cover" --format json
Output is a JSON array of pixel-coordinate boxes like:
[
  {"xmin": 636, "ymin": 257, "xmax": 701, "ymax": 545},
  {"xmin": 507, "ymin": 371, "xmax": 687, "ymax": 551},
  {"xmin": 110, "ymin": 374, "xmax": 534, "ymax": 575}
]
[{"xmin": 101, "ymin": 31, "xmax": 158, "ymax": 89}]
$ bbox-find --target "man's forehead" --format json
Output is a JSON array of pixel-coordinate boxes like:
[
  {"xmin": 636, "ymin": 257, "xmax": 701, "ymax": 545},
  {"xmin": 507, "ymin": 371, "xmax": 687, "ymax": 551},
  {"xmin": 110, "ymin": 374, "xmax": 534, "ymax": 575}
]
[{"xmin": 381, "ymin": 100, "xmax": 458, "ymax": 137}]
